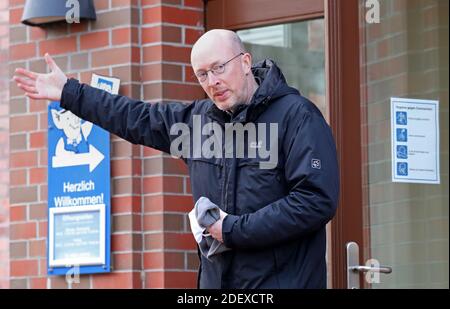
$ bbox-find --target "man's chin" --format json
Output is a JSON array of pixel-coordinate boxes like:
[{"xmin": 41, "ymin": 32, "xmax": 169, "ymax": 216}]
[{"xmin": 214, "ymin": 100, "xmax": 236, "ymax": 112}]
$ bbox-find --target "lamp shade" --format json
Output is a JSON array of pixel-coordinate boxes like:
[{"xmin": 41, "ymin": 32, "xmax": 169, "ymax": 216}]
[{"xmin": 21, "ymin": 0, "xmax": 96, "ymax": 27}]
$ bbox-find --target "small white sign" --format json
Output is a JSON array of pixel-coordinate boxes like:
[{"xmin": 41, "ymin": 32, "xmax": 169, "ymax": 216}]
[
  {"xmin": 90, "ymin": 74, "xmax": 120, "ymax": 95},
  {"xmin": 391, "ymin": 97, "xmax": 440, "ymax": 184}
]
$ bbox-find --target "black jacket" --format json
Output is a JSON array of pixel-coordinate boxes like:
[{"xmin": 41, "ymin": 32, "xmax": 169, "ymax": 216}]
[{"xmin": 60, "ymin": 59, "xmax": 340, "ymax": 289}]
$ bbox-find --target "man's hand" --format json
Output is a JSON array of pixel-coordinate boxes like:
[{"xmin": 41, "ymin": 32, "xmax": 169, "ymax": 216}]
[
  {"xmin": 207, "ymin": 209, "xmax": 228, "ymax": 243},
  {"xmin": 13, "ymin": 53, "xmax": 68, "ymax": 101}
]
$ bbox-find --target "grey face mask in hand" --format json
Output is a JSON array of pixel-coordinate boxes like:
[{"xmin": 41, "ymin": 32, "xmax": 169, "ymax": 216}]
[{"xmin": 189, "ymin": 197, "xmax": 231, "ymax": 260}]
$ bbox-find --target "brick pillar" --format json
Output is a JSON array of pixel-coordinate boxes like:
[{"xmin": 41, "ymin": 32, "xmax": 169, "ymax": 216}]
[
  {"xmin": 140, "ymin": 0, "xmax": 204, "ymax": 288},
  {"xmin": 8, "ymin": 0, "xmax": 205, "ymax": 288},
  {"xmin": 87, "ymin": 0, "xmax": 143, "ymax": 289},
  {"xmin": 0, "ymin": 0, "xmax": 9, "ymax": 289}
]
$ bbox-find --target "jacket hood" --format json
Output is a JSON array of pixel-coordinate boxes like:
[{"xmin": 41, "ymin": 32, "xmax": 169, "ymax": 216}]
[
  {"xmin": 251, "ymin": 58, "xmax": 299, "ymax": 103},
  {"xmin": 206, "ymin": 58, "xmax": 299, "ymax": 124}
]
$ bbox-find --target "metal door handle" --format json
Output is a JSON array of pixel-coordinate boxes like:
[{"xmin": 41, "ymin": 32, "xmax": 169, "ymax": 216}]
[
  {"xmin": 346, "ymin": 242, "xmax": 393, "ymax": 289},
  {"xmin": 349, "ymin": 265, "xmax": 392, "ymax": 274}
]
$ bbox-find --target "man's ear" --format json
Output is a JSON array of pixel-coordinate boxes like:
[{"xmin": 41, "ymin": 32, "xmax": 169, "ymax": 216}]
[
  {"xmin": 51, "ymin": 109, "xmax": 64, "ymax": 130},
  {"xmin": 242, "ymin": 52, "xmax": 252, "ymax": 75}
]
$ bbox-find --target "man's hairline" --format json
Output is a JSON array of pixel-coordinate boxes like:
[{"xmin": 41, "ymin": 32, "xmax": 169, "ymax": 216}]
[{"xmin": 191, "ymin": 34, "xmax": 247, "ymax": 73}]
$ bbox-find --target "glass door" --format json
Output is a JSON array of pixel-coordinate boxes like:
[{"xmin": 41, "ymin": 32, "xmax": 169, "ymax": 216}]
[
  {"xmin": 359, "ymin": 0, "xmax": 449, "ymax": 288},
  {"xmin": 237, "ymin": 20, "xmax": 327, "ymax": 121}
]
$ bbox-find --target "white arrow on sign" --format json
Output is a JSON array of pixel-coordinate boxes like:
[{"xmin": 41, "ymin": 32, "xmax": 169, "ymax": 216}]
[{"xmin": 52, "ymin": 145, "xmax": 105, "ymax": 172}]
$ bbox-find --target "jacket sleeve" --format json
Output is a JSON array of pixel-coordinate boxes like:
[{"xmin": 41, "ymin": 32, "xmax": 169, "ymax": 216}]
[
  {"xmin": 60, "ymin": 78, "xmax": 196, "ymax": 154},
  {"xmin": 222, "ymin": 107, "xmax": 340, "ymax": 250}
]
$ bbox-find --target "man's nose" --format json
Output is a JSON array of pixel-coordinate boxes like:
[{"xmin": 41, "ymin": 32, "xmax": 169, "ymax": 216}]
[{"xmin": 206, "ymin": 71, "xmax": 220, "ymax": 86}]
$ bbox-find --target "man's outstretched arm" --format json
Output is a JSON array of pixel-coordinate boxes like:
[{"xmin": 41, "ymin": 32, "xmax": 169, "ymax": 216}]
[{"xmin": 13, "ymin": 54, "xmax": 196, "ymax": 153}]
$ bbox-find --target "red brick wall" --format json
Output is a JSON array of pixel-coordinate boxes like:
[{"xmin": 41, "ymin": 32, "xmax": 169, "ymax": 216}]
[
  {"xmin": 8, "ymin": 0, "xmax": 204, "ymax": 288},
  {"xmin": 0, "ymin": 0, "xmax": 9, "ymax": 289}
]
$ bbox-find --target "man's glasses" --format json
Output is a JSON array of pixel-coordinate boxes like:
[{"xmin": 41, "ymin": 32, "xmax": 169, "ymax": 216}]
[{"xmin": 195, "ymin": 53, "xmax": 244, "ymax": 83}]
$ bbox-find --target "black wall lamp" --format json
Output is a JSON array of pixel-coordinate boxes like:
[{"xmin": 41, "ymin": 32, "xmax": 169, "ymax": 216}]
[{"xmin": 21, "ymin": 0, "xmax": 96, "ymax": 27}]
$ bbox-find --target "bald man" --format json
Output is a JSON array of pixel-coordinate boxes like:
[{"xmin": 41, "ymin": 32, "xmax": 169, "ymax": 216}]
[{"xmin": 14, "ymin": 29, "xmax": 339, "ymax": 289}]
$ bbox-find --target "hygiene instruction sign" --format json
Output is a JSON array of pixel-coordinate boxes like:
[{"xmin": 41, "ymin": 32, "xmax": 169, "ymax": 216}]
[
  {"xmin": 47, "ymin": 74, "xmax": 120, "ymax": 275},
  {"xmin": 391, "ymin": 97, "xmax": 440, "ymax": 184}
]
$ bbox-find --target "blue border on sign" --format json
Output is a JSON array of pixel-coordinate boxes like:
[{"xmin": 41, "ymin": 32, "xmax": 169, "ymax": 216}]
[{"xmin": 47, "ymin": 102, "xmax": 111, "ymax": 276}]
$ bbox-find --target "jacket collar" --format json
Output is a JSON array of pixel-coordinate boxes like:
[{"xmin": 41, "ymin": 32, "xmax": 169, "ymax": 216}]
[{"xmin": 206, "ymin": 59, "xmax": 298, "ymax": 124}]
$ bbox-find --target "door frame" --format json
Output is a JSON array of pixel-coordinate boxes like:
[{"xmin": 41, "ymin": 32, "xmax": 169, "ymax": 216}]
[{"xmin": 206, "ymin": 0, "xmax": 364, "ymax": 289}]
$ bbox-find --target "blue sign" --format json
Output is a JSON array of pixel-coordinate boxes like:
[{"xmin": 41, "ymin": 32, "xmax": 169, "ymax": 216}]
[
  {"xmin": 47, "ymin": 101, "xmax": 111, "ymax": 276},
  {"xmin": 396, "ymin": 145, "xmax": 408, "ymax": 159},
  {"xmin": 97, "ymin": 77, "xmax": 114, "ymax": 92},
  {"xmin": 396, "ymin": 111, "xmax": 407, "ymax": 125},
  {"xmin": 397, "ymin": 162, "xmax": 408, "ymax": 176},
  {"xmin": 396, "ymin": 128, "xmax": 408, "ymax": 142}
]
